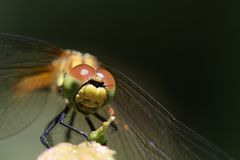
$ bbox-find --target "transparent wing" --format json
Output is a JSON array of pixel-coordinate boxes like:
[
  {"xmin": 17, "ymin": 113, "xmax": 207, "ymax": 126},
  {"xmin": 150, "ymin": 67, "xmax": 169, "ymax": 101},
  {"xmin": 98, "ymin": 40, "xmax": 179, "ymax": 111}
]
[
  {"xmin": 0, "ymin": 33, "xmax": 64, "ymax": 139},
  {"xmin": 102, "ymin": 64, "xmax": 234, "ymax": 160}
]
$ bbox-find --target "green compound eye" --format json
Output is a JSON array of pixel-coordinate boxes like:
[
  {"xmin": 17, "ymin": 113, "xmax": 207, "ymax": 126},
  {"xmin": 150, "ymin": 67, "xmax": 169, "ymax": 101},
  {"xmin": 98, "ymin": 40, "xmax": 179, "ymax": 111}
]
[{"xmin": 63, "ymin": 64, "xmax": 96, "ymax": 104}]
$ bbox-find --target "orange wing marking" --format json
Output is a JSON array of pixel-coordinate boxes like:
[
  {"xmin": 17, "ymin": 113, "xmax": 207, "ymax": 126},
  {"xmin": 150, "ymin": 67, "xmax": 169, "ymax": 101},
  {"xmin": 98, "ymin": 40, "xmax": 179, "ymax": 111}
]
[{"xmin": 15, "ymin": 71, "xmax": 54, "ymax": 93}]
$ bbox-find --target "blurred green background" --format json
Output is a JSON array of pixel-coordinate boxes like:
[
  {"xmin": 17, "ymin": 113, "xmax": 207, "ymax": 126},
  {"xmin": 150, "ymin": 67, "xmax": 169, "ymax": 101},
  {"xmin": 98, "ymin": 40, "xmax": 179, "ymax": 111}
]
[{"xmin": 0, "ymin": 0, "xmax": 239, "ymax": 159}]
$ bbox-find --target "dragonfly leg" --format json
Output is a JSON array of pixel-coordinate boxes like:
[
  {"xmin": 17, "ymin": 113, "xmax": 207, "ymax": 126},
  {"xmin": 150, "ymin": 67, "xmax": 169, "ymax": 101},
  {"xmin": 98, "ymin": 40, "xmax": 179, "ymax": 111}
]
[
  {"xmin": 85, "ymin": 116, "xmax": 96, "ymax": 131},
  {"xmin": 59, "ymin": 107, "xmax": 89, "ymax": 141},
  {"xmin": 40, "ymin": 106, "xmax": 69, "ymax": 148},
  {"xmin": 93, "ymin": 113, "xmax": 118, "ymax": 131}
]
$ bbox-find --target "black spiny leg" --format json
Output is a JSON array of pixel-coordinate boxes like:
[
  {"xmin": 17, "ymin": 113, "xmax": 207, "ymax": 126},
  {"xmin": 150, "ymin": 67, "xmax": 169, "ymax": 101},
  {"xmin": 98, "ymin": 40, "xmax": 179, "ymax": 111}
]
[
  {"xmin": 85, "ymin": 116, "xmax": 96, "ymax": 131},
  {"xmin": 59, "ymin": 107, "xmax": 89, "ymax": 141},
  {"xmin": 40, "ymin": 106, "xmax": 69, "ymax": 148},
  {"xmin": 65, "ymin": 111, "xmax": 76, "ymax": 141},
  {"xmin": 93, "ymin": 113, "xmax": 118, "ymax": 131},
  {"xmin": 40, "ymin": 105, "xmax": 89, "ymax": 148}
]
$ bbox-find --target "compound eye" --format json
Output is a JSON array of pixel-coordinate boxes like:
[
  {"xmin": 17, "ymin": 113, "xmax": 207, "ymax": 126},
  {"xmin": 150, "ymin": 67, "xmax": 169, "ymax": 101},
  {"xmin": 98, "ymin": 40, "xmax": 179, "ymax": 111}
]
[
  {"xmin": 96, "ymin": 68, "xmax": 115, "ymax": 88},
  {"xmin": 70, "ymin": 64, "xmax": 96, "ymax": 83}
]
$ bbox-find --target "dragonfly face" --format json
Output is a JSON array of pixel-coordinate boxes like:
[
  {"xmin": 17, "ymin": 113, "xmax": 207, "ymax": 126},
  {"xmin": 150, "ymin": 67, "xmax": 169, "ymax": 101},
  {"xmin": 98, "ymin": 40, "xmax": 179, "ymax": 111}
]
[{"xmin": 62, "ymin": 64, "xmax": 116, "ymax": 114}]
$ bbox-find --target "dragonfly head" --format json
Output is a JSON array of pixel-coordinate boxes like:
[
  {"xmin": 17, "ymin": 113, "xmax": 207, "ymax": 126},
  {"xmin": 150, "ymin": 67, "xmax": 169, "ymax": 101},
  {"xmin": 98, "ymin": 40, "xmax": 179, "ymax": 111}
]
[{"xmin": 63, "ymin": 64, "xmax": 116, "ymax": 114}]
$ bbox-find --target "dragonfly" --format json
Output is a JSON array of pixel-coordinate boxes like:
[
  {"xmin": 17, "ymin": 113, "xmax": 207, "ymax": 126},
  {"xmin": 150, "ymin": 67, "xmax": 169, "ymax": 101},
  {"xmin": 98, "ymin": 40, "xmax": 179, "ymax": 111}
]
[{"xmin": 0, "ymin": 33, "xmax": 234, "ymax": 160}]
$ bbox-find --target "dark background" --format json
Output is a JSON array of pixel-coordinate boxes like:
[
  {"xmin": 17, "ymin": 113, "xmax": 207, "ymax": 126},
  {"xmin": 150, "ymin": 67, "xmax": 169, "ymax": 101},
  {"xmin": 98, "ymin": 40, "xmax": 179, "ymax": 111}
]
[{"xmin": 0, "ymin": 0, "xmax": 239, "ymax": 159}]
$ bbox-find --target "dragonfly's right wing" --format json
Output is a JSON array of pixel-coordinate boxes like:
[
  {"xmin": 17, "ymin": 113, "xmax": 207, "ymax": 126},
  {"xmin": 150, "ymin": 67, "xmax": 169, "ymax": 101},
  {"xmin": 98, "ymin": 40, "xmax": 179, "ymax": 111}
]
[{"xmin": 102, "ymin": 63, "xmax": 234, "ymax": 160}]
